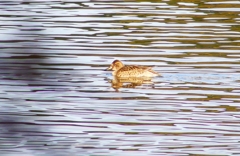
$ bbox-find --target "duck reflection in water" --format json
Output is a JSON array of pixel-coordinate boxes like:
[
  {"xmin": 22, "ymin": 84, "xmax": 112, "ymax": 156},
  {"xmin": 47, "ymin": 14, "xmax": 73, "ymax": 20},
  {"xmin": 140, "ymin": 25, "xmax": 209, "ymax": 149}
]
[{"xmin": 105, "ymin": 60, "xmax": 160, "ymax": 90}]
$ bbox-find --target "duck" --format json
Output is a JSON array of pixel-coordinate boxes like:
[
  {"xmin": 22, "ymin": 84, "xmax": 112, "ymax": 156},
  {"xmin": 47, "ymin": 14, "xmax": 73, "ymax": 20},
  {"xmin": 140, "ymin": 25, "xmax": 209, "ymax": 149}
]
[{"xmin": 105, "ymin": 60, "xmax": 160, "ymax": 77}]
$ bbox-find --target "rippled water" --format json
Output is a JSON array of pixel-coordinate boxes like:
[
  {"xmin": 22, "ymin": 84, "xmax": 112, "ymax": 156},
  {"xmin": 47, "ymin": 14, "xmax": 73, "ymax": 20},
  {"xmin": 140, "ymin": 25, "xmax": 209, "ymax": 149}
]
[{"xmin": 0, "ymin": 0, "xmax": 240, "ymax": 156}]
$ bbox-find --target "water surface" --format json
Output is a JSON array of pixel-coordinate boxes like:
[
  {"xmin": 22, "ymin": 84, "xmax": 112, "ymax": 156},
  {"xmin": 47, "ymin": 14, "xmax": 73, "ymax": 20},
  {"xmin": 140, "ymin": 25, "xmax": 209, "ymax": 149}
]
[{"xmin": 0, "ymin": 0, "xmax": 240, "ymax": 156}]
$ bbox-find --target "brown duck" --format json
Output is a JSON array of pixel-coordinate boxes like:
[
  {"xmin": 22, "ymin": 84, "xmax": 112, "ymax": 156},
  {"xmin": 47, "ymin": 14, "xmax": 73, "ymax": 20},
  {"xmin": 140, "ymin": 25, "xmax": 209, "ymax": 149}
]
[{"xmin": 105, "ymin": 60, "xmax": 160, "ymax": 78}]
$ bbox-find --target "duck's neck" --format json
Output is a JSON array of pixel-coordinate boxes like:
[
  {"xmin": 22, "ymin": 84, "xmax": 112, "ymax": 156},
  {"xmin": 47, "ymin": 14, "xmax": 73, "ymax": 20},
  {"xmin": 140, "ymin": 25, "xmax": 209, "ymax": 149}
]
[{"xmin": 112, "ymin": 70, "xmax": 117, "ymax": 75}]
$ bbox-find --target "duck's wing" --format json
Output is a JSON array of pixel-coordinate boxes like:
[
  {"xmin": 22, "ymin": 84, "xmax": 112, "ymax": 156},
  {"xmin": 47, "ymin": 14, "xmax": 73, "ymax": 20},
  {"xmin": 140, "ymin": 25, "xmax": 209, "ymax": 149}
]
[
  {"xmin": 118, "ymin": 65, "xmax": 148, "ymax": 71},
  {"xmin": 116, "ymin": 65, "xmax": 158, "ymax": 77},
  {"xmin": 133, "ymin": 65, "xmax": 160, "ymax": 76}
]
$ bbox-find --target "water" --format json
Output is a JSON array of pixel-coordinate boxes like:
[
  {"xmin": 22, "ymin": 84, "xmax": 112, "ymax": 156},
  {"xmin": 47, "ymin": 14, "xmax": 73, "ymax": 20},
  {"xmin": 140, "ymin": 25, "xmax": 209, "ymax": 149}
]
[{"xmin": 0, "ymin": 0, "xmax": 240, "ymax": 156}]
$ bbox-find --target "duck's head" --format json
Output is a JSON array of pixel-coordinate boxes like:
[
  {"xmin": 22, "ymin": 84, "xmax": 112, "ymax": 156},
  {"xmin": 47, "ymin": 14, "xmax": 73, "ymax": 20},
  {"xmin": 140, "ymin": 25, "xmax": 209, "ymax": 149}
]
[{"xmin": 105, "ymin": 60, "xmax": 124, "ymax": 71}]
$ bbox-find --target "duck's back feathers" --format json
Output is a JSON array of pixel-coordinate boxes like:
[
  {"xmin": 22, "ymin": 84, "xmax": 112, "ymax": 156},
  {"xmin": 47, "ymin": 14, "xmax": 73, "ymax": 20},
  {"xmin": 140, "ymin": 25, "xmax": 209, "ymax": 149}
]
[{"xmin": 116, "ymin": 65, "xmax": 159, "ymax": 77}]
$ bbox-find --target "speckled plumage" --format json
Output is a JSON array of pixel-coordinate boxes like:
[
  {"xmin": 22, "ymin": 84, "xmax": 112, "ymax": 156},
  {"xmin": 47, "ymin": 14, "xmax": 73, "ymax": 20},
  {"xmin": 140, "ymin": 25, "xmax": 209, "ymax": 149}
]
[{"xmin": 105, "ymin": 60, "xmax": 160, "ymax": 77}]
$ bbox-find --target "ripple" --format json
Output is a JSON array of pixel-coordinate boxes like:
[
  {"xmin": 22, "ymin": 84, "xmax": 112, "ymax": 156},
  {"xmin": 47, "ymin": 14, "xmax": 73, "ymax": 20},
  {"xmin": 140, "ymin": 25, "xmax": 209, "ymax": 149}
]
[{"xmin": 0, "ymin": 0, "xmax": 240, "ymax": 155}]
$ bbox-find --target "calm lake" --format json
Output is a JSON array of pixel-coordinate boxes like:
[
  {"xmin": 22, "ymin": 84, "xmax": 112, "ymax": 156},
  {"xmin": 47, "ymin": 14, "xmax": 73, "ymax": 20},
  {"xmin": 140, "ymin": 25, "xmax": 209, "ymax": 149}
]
[{"xmin": 0, "ymin": 0, "xmax": 240, "ymax": 156}]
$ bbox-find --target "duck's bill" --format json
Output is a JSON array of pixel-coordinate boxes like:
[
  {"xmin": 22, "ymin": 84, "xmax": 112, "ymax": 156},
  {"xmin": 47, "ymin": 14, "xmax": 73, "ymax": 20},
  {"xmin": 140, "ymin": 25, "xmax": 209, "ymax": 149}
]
[{"xmin": 104, "ymin": 66, "xmax": 112, "ymax": 71}]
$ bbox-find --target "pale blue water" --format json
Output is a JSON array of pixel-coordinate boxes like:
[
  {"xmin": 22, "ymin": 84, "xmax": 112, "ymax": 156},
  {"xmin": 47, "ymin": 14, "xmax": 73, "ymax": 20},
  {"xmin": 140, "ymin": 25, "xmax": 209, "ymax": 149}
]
[{"xmin": 0, "ymin": 0, "xmax": 240, "ymax": 156}]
